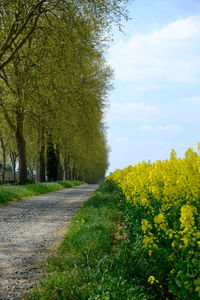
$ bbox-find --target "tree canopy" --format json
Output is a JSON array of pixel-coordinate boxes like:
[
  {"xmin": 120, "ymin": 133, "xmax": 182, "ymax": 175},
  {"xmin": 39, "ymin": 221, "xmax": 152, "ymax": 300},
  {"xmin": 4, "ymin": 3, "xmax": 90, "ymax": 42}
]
[{"xmin": 0, "ymin": 0, "xmax": 130, "ymax": 184}]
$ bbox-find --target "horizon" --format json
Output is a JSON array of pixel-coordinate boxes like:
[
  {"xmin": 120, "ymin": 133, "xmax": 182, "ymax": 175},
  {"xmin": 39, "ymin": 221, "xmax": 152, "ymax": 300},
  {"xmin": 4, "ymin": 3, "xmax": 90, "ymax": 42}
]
[{"xmin": 106, "ymin": 0, "xmax": 200, "ymax": 174}]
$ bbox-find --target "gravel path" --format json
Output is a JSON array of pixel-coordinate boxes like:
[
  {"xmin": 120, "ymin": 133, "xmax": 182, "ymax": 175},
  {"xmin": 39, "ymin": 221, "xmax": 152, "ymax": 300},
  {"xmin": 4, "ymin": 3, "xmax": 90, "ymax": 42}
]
[{"xmin": 0, "ymin": 184, "xmax": 98, "ymax": 300}]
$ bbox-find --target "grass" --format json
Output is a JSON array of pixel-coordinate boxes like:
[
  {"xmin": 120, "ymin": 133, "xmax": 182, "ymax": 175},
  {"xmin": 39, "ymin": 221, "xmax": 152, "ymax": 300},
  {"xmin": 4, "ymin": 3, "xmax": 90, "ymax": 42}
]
[
  {"xmin": 0, "ymin": 180, "xmax": 83, "ymax": 206},
  {"xmin": 25, "ymin": 182, "xmax": 153, "ymax": 300}
]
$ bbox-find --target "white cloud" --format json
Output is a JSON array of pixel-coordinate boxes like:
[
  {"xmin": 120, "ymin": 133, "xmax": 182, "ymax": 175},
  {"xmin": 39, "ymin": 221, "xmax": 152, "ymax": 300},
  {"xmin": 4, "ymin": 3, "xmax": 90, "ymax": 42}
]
[
  {"xmin": 109, "ymin": 15, "xmax": 200, "ymax": 84},
  {"xmin": 180, "ymin": 96, "xmax": 200, "ymax": 104},
  {"xmin": 107, "ymin": 101, "xmax": 160, "ymax": 123},
  {"xmin": 140, "ymin": 124, "xmax": 184, "ymax": 132}
]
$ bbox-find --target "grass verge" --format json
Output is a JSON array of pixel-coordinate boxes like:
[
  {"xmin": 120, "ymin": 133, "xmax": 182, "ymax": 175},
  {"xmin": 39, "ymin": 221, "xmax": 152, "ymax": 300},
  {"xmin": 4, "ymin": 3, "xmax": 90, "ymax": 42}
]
[
  {"xmin": 25, "ymin": 182, "xmax": 153, "ymax": 300},
  {"xmin": 0, "ymin": 181, "xmax": 83, "ymax": 206}
]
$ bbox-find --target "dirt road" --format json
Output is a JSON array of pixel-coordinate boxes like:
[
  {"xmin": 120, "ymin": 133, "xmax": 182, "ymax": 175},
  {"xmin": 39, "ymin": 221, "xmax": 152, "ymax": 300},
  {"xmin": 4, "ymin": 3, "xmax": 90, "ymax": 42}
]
[{"xmin": 0, "ymin": 184, "xmax": 98, "ymax": 300}]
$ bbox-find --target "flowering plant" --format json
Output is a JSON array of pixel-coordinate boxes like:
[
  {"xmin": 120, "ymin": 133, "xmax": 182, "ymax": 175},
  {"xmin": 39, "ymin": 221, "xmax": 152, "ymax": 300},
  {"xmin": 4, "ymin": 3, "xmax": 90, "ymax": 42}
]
[{"xmin": 107, "ymin": 145, "xmax": 200, "ymax": 298}]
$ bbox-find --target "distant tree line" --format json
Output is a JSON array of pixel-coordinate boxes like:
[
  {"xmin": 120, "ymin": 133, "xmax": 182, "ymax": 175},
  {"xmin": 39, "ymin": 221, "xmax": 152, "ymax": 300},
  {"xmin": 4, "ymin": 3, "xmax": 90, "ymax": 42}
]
[{"xmin": 0, "ymin": 0, "xmax": 129, "ymax": 184}]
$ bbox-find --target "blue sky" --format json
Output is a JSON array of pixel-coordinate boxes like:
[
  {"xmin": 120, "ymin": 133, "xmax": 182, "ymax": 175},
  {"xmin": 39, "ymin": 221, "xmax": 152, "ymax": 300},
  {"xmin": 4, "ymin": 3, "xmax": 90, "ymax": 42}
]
[{"xmin": 106, "ymin": 0, "xmax": 200, "ymax": 173}]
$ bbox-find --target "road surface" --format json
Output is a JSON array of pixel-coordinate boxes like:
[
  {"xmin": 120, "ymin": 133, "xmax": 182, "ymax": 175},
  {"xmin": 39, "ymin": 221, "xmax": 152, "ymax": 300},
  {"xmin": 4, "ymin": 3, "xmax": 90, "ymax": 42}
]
[{"xmin": 0, "ymin": 184, "xmax": 98, "ymax": 300}]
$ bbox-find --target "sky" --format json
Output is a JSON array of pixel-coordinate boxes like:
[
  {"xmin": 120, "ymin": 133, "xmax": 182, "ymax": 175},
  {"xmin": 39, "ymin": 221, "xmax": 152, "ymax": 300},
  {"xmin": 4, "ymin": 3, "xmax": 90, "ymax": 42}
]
[{"xmin": 106, "ymin": 0, "xmax": 200, "ymax": 174}]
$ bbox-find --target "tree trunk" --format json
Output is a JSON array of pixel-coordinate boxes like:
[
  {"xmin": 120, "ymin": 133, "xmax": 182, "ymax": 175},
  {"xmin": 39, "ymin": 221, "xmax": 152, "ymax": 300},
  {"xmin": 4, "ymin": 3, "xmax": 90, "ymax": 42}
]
[
  {"xmin": 56, "ymin": 145, "xmax": 63, "ymax": 181},
  {"xmin": 63, "ymin": 156, "xmax": 67, "ymax": 180},
  {"xmin": 15, "ymin": 114, "xmax": 27, "ymax": 184},
  {"xmin": 2, "ymin": 146, "xmax": 6, "ymax": 181},
  {"xmin": 46, "ymin": 140, "xmax": 58, "ymax": 182},
  {"xmin": 63, "ymin": 155, "xmax": 70, "ymax": 180},
  {"xmin": 39, "ymin": 146, "xmax": 45, "ymax": 182},
  {"xmin": 69, "ymin": 167, "xmax": 72, "ymax": 180},
  {"xmin": 38, "ymin": 127, "xmax": 46, "ymax": 182},
  {"xmin": 72, "ymin": 162, "xmax": 76, "ymax": 180},
  {"xmin": 10, "ymin": 152, "xmax": 18, "ymax": 182},
  {"xmin": 0, "ymin": 138, "xmax": 6, "ymax": 181}
]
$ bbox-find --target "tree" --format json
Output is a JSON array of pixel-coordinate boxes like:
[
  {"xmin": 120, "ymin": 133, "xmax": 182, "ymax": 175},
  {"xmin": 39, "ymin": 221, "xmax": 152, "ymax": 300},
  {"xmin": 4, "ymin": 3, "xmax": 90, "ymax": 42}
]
[
  {"xmin": 0, "ymin": 0, "xmax": 129, "ymax": 70},
  {"xmin": 46, "ymin": 139, "xmax": 58, "ymax": 182},
  {"xmin": 0, "ymin": 0, "xmax": 130, "ymax": 184}
]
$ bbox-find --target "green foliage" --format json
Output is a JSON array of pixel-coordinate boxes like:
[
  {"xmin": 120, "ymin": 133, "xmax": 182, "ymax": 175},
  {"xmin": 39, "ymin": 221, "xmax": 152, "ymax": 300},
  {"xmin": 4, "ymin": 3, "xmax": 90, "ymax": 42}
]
[
  {"xmin": 0, "ymin": 0, "xmax": 130, "ymax": 184},
  {"xmin": 107, "ymin": 155, "xmax": 200, "ymax": 300}
]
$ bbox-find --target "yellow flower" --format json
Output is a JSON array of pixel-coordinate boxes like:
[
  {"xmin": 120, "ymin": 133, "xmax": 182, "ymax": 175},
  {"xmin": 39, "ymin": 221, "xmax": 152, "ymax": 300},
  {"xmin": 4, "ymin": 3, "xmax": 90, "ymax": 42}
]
[
  {"xmin": 143, "ymin": 234, "xmax": 158, "ymax": 249},
  {"xmin": 148, "ymin": 276, "xmax": 159, "ymax": 284},
  {"xmin": 141, "ymin": 219, "xmax": 152, "ymax": 233},
  {"xmin": 194, "ymin": 278, "xmax": 200, "ymax": 292},
  {"xmin": 107, "ymin": 143, "xmax": 200, "ymax": 293},
  {"xmin": 180, "ymin": 205, "xmax": 197, "ymax": 230},
  {"xmin": 154, "ymin": 213, "xmax": 167, "ymax": 231}
]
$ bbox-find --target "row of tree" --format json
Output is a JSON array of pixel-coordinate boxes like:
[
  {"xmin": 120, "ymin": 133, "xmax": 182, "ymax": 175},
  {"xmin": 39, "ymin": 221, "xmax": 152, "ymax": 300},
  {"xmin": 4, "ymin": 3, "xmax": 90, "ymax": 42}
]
[{"xmin": 0, "ymin": 0, "xmax": 129, "ymax": 184}]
